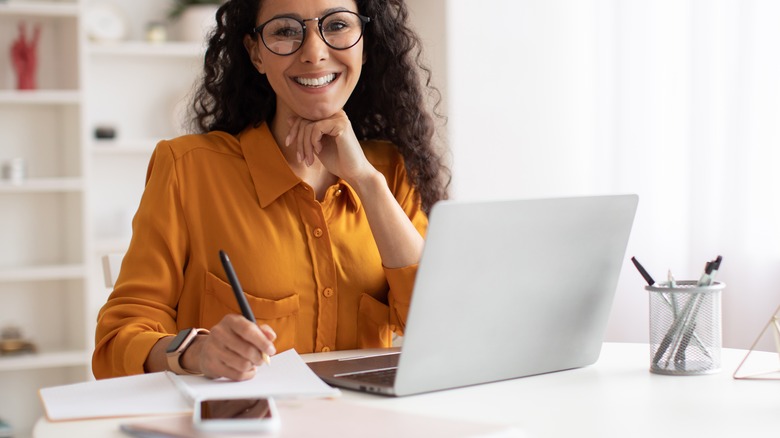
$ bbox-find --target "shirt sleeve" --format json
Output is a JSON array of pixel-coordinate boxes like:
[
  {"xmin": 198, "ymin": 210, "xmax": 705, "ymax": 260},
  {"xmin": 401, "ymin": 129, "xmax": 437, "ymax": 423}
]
[
  {"xmin": 383, "ymin": 153, "xmax": 429, "ymax": 335},
  {"xmin": 92, "ymin": 141, "xmax": 188, "ymax": 379}
]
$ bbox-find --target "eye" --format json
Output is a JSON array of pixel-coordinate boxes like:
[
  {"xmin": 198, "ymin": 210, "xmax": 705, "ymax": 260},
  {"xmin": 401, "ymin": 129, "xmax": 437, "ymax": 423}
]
[
  {"xmin": 323, "ymin": 20, "xmax": 349, "ymax": 33},
  {"xmin": 322, "ymin": 12, "xmax": 361, "ymax": 34},
  {"xmin": 272, "ymin": 26, "xmax": 302, "ymax": 38},
  {"xmin": 263, "ymin": 18, "xmax": 303, "ymax": 39}
]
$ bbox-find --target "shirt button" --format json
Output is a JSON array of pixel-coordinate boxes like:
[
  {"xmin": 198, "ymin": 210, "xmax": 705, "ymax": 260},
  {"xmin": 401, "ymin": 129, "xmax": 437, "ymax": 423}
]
[
  {"xmin": 335, "ymin": 189, "xmax": 342, "ymax": 197},
  {"xmin": 313, "ymin": 227, "xmax": 323, "ymax": 238},
  {"xmin": 322, "ymin": 346, "xmax": 331, "ymax": 352},
  {"xmin": 323, "ymin": 287, "xmax": 334, "ymax": 298}
]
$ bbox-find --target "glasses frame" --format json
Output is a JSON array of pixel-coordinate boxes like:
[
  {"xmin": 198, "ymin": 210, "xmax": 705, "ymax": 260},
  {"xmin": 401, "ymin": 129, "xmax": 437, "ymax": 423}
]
[{"xmin": 251, "ymin": 10, "xmax": 371, "ymax": 56}]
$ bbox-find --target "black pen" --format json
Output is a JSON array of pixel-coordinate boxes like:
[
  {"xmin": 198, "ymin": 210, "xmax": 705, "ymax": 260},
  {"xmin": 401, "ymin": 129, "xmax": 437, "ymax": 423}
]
[
  {"xmin": 219, "ymin": 250, "xmax": 271, "ymax": 366},
  {"xmin": 631, "ymin": 257, "xmax": 656, "ymax": 286}
]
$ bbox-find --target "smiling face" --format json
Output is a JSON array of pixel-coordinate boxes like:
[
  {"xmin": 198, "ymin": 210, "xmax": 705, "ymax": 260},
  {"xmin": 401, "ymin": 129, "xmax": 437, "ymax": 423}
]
[{"xmin": 245, "ymin": 0, "xmax": 365, "ymax": 123}]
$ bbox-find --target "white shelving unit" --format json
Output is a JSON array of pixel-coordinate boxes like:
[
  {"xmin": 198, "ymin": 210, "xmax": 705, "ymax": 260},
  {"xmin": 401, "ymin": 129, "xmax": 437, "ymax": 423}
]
[
  {"xmin": 0, "ymin": 1, "xmax": 89, "ymax": 436},
  {"xmin": 85, "ymin": 26, "xmax": 203, "ymax": 300},
  {"xmin": 0, "ymin": 0, "xmax": 204, "ymax": 435}
]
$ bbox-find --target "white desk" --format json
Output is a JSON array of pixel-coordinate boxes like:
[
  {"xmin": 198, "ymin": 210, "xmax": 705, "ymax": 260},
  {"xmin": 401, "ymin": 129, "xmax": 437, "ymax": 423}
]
[{"xmin": 34, "ymin": 343, "xmax": 780, "ymax": 437}]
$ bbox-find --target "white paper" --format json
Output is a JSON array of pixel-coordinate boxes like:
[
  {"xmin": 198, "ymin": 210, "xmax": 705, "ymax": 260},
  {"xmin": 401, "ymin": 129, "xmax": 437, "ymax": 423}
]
[
  {"xmin": 39, "ymin": 372, "xmax": 190, "ymax": 421},
  {"xmin": 39, "ymin": 349, "xmax": 338, "ymax": 422},
  {"xmin": 175, "ymin": 349, "xmax": 340, "ymax": 400}
]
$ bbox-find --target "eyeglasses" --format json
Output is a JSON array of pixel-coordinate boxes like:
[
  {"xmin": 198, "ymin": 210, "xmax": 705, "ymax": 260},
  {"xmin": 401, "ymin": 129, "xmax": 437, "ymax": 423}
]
[{"xmin": 252, "ymin": 10, "xmax": 371, "ymax": 56}]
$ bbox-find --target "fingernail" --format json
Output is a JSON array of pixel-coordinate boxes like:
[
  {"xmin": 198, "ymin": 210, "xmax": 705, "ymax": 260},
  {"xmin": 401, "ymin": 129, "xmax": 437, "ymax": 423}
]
[
  {"xmin": 285, "ymin": 135, "xmax": 291, "ymax": 147},
  {"xmin": 297, "ymin": 151, "xmax": 303, "ymax": 162}
]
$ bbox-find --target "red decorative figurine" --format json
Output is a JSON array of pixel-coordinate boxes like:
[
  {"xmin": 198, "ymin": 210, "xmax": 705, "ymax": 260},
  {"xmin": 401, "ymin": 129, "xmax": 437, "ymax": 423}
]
[{"xmin": 10, "ymin": 22, "xmax": 41, "ymax": 90}]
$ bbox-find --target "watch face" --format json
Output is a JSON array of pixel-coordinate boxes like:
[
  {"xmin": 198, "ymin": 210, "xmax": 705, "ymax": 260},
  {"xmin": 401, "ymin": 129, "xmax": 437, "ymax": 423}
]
[{"xmin": 167, "ymin": 329, "xmax": 193, "ymax": 353}]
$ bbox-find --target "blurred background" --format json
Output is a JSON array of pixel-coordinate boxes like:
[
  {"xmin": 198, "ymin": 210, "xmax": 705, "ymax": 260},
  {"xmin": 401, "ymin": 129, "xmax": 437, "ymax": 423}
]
[
  {"xmin": 1, "ymin": 0, "xmax": 779, "ymax": 435},
  {"xmin": 410, "ymin": 0, "xmax": 780, "ymax": 353}
]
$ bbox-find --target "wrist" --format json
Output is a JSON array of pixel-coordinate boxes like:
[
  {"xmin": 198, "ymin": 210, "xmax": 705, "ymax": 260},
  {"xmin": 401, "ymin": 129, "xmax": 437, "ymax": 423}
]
[
  {"xmin": 165, "ymin": 328, "xmax": 209, "ymax": 375},
  {"xmin": 180, "ymin": 334, "xmax": 207, "ymax": 375},
  {"xmin": 347, "ymin": 169, "xmax": 384, "ymax": 197}
]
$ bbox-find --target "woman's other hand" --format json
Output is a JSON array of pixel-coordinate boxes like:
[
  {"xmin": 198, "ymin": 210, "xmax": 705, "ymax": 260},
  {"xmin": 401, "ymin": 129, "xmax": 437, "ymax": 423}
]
[{"xmin": 285, "ymin": 110, "xmax": 378, "ymax": 186}]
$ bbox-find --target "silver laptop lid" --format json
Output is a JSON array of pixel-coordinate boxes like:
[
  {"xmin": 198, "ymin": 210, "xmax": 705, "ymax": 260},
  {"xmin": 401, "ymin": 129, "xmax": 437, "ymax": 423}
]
[{"xmin": 393, "ymin": 195, "xmax": 638, "ymax": 396}]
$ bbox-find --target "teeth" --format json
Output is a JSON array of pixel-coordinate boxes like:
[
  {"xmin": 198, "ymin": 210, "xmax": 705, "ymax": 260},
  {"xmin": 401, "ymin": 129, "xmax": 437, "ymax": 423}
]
[{"xmin": 295, "ymin": 73, "xmax": 336, "ymax": 87}]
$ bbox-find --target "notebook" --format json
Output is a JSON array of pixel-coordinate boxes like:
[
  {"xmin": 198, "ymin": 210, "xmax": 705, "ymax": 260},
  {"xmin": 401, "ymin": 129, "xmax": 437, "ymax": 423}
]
[{"xmin": 308, "ymin": 194, "xmax": 638, "ymax": 396}]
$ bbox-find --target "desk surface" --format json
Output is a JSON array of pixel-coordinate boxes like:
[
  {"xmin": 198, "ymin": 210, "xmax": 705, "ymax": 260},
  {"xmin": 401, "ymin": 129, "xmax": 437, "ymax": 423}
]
[{"xmin": 34, "ymin": 343, "xmax": 780, "ymax": 438}]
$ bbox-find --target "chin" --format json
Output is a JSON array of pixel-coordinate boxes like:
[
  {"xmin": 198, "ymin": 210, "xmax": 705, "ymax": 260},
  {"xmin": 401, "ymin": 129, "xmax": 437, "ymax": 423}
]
[{"xmin": 296, "ymin": 106, "xmax": 343, "ymax": 121}]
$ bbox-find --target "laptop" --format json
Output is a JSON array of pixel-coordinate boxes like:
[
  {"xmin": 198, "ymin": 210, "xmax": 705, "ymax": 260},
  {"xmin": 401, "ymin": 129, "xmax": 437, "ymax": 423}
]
[{"xmin": 308, "ymin": 194, "xmax": 638, "ymax": 396}]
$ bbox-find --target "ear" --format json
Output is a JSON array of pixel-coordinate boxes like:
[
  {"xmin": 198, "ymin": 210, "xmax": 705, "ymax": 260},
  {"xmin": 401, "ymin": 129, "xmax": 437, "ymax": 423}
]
[{"xmin": 243, "ymin": 34, "xmax": 266, "ymax": 74}]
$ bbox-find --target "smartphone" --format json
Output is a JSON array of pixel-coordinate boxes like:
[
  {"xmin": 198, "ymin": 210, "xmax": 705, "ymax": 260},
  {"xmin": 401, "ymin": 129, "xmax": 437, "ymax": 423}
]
[{"xmin": 193, "ymin": 397, "xmax": 280, "ymax": 432}]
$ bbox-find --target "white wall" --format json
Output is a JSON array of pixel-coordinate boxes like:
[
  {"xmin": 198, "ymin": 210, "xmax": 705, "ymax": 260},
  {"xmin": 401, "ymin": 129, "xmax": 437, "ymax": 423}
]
[
  {"xmin": 447, "ymin": 0, "xmax": 606, "ymax": 201},
  {"xmin": 436, "ymin": 0, "xmax": 780, "ymax": 351}
]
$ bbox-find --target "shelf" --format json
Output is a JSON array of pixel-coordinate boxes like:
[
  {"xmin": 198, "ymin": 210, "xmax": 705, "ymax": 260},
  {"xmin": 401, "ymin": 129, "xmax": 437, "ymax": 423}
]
[
  {"xmin": 0, "ymin": 2, "xmax": 79, "ymax": 18},
  {"xmin": 0, "ymin": 177, "xmax": 83, "ymax": 193},
  {"xmin": 88, "ymin": 41, "xmax": 204, "ymax": 58},
  {"xmin": 0, "ymin": 90, "xmax": 81, "ymax": 105},
  {"xmin": 0, "ymin": 264, "xmax": 86, "ymax": 283},
  {"xmin": 91, "ymin": 139, "xmax": 157, "ymax": 155},
  {"xmin": 94, "ymin": 238, "xmax": 130, "ymax": 255},
  {"xmin": 0, "ymin": 349, "xmax": 89, "ymax": 372}
]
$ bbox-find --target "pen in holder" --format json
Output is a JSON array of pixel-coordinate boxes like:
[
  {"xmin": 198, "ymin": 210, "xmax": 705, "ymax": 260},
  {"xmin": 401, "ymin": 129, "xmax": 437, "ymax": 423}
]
[{"xmin": 647, "ymin": 280, "xmax": 724, "ymax": 375}]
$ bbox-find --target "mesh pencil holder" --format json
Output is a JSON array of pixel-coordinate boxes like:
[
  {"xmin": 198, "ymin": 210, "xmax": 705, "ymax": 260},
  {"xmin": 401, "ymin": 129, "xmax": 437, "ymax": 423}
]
[{"xmin": 646, "ymin": 280, "xmax": 724, "ymax": 375}]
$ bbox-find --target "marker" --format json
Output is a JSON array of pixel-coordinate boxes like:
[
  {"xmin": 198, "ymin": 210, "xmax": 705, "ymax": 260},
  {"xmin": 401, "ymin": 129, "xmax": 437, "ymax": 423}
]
[
  {"xmin": 696, "ymin": 255, "xmax": 722, "ymax": 287},
  {"xmin": 674, "ymin": 255, "xmax": 723, "ymax": 364},
  {"xmin": 219, "ymin": 250, "xmax": 271, "ymax": 366},
  {"xmin": 630, "ymin": 257, "xmax": 656, "ymax": 286}
]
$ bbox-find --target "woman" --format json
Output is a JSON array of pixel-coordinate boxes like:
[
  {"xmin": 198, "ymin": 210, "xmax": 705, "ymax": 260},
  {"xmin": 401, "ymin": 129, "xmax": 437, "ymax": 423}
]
[{"xmin": 92, "ymin": 0, "xmax": 449, "ymax": 381}]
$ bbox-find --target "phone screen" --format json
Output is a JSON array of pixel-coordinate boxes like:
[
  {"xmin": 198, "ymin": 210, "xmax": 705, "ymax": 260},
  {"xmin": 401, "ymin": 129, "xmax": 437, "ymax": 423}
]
[{"xmin": 199, "ymin": 398, "xmax": 274, "ymax": 420}]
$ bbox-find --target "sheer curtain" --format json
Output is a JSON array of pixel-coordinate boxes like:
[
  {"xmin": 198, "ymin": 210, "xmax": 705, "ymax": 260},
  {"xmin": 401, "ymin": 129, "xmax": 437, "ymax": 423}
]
[{"xmin": 444, "ymin": 0, "xmax": 780, "ymax": 350}]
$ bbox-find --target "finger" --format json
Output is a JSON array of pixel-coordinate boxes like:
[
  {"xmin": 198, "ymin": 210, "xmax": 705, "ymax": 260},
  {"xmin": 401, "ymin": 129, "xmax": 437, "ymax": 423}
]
[
  {"xmin": 259, "ymin": 324, "xmax": 277, "ymax": 343},
  {"xmin": 285, "ymin": 117, "xmax": 299, "ymax": 148},
  {"xmin": 229, "ymin": 319, "xmax": 274, "ymax": 365},
  {"xmin": 294, "ymin": 119, "xmax": 307, "ymax": 163},
  {"xmin": 32, "ymin": 25, "xmax": 42, "ymax": 44},
  {"xmin": 302, "ymin": 122, "xmax": 316, "ymax": 166},
  {"xmin": 310, "ymin": 123, "xmax": 324, "ymax": 155},
  {"xmin": 211, "ymin": 316, "xmax": 267, "ymax": 365},
  {"xmin": 198, "ymin": 330, "xmax": 257, "ymax": 380},
  {"xmin": 257, "ymin": 325, "xmax": 277, "ymax": 358},
  {"xmin": 201, "ymin": 349, "xmax": 257, "ymax": 381}
]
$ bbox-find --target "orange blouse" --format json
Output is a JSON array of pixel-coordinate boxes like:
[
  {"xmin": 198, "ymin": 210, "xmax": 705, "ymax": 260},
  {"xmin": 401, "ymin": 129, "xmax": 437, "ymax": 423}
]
[{"xmin": 92, "ymin": 123, "xmax": 427, "ymax": 379}]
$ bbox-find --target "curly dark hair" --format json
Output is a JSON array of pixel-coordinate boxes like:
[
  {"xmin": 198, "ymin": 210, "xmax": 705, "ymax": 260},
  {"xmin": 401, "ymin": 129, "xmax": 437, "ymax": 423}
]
[{"xmin": 189, "ymin": 0, "xmax": 449, "ymax": 212}]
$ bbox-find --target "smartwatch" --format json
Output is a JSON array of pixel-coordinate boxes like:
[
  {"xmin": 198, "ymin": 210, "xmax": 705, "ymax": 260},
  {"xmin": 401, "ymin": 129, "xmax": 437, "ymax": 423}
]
[{"xmin": 166, "ymin": 328, "xmax": 210, "ymax": 375}]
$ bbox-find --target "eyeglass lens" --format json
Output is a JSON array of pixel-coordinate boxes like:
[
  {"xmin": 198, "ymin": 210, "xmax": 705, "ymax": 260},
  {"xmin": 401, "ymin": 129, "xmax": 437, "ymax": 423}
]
[{"xmin": 261, "ymin": 11, "xmax": 365, "ymax": 55}]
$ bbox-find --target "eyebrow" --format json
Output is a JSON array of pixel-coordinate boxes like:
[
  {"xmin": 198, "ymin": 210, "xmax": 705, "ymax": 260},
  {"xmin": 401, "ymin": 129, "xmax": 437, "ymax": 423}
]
[{"xmin": 266, "ymin": 7, "xmax": 353, "ymax": 22}]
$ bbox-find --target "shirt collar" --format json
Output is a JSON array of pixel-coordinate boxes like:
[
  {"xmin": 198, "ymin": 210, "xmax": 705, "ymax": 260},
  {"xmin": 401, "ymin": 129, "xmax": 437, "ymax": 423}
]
[
  {"xmin": 238, "ymin": 123, "xmax": 360, "ymax": 212},
  {"xmin": 339, "ymin": 181, "xmax": 362, "ymax": 213}
]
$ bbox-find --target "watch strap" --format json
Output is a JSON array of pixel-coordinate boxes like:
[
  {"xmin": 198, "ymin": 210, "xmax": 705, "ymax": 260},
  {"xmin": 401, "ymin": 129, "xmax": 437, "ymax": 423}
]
[{"xmin": 166, "ymin": 328, "xmax": 209, "ymax": 375}]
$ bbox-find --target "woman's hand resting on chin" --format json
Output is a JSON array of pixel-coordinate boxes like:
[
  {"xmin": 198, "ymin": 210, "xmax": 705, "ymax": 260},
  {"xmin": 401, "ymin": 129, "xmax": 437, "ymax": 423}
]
[{"xmin": 285, "ymin": 110, "xmax": 379, "ymax": 186}]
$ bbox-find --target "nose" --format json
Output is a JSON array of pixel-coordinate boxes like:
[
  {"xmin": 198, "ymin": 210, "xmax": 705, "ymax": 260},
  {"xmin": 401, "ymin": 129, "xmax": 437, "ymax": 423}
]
[{"xmin": 298, "ymin": 21, "xmax": 328, "ymax": 63}]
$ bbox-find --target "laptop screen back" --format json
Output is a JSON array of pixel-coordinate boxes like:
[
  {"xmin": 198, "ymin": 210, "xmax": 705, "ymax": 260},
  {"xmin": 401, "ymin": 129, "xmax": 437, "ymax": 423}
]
[{"xmin": 393, "ymin": 195, "xmax": 638, "ymax": 396}]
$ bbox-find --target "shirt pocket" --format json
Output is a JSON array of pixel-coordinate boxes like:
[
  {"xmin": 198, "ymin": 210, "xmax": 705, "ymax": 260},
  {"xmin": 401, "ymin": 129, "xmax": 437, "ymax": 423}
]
[
  {"xmin": 202, "ymin": 271, "xmax": 299, "ymax": 352},
  {"xmin": 357, "ymin": 293, "xmax": 393, "ymax": 349}
]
